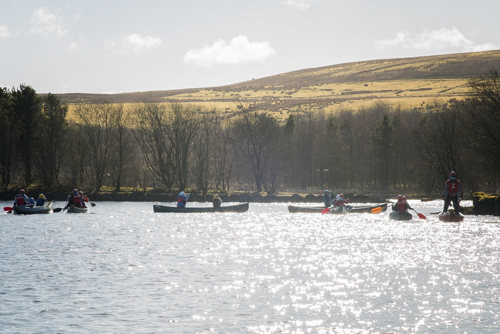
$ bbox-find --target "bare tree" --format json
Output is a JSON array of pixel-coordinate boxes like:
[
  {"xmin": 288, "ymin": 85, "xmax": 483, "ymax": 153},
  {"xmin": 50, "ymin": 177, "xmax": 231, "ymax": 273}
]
[
  {"xmin": 231, "ymin": 112, "xmax": 280, "ymax": 192},
  {"xmin": 135, "ymin": 103, "xmax": 174, "ymax": 188},
  {"xmin": 75, "ymin": 103, "xmax": 116, "ymax": 191}
]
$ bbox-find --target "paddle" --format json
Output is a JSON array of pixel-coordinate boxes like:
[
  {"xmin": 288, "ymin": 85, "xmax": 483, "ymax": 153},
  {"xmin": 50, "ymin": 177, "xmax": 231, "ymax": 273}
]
[
  {"xmin": 4, "ymin": 206, "xmax": 13, "ymax": 213},
  {"xmin": 91, "ymin": 202, "xmax": 96, "ymax": 207},
  {"xmin": 371, "ymin": 206, "xmax": 383, "ymax": 214},
  {"xmin": 321, "ymin": 207, "xmax": 331, "ymax": 214},
  {"xmin": 53, "ymin": 208, "xmax": 63, "ymax": 213},
  {"xmin": 411, "ymin": 208, "xmax": 426, "ymax": 219}
]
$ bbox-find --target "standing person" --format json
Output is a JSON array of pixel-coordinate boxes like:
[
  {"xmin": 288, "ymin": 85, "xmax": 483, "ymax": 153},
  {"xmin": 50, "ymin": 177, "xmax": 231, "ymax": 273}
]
[
  {"xmin": 36, "ymin": 193, "xmax": 47, "ymax": 206},
  {"xmin": 177, "ymin": 191, "xmax": 190, "ymax": 208},
  {"xmin": 13, "ymin": 189, "xmax": 29, "ymax": 207},
  {"xmin": 323, "ymin": 190, "xmax": 334, "ymax": 208},
  {"xmin": 443, "ymin": 171, "xmax": 463, "ymax": 214},
  {"xmin": 212, "ymin": 194, "xmax": 222, "ymax": 208}
]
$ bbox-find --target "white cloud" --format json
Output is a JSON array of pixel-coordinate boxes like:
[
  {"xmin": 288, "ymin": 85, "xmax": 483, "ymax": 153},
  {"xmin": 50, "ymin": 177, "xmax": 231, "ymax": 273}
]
[
  {"xmin": 106, "ymin": 34, "xmax": 162, "ymax": 53},
  {"xmin": 282, "ymin": 0, "xmax": 312, "ymax": 10},
  {"xmin": 184, "ymin": 35, "xmax": 276, "ymax": 66},
  {"xmin": 375, "ymin": 28, "xmax": 498, "ymax": 52},
  {"xmin": 0, "ymin": 25, "xmax": 11, "ymax": 38},
  {"xmin": 30, "ymin": 7, "xmax": 67, "ymax": 37}
]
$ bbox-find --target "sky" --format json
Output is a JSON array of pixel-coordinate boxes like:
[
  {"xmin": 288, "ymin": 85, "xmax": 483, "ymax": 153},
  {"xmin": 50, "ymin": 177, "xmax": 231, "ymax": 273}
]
[{"xmin": 1, "ymin": 0, "xmax": 499, "ymax": 94}]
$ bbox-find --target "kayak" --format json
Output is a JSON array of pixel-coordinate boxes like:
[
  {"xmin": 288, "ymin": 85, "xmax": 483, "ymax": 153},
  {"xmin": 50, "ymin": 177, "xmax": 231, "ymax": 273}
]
[
  {"xmin": 13, "ymin": 202, "xmax": 53, "ymax": 215},
  {"xmin": 153, "ymin": 202, "xmax": 249, "ymax": 213},
  {"xmin": 438, "ymin": 211, "xmax": 464, "ymax": 222},
  {"xmin": 288, "ymin": 203, "xmax": 387, "ymax": 213},
  {"xmin": 389, "ymin": 211, "xmax": 413, "ymax": 220},
  {"xmin": 66, "ymin": 205, "xmax": 89, "ymax": 214}
]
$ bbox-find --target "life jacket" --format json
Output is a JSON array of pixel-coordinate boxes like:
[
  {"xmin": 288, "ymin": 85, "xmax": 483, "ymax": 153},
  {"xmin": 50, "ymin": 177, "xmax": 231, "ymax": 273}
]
[
  {"xmin": 334, "ymin": 198, "xmax": 348, "ymax": 207},
  {"xmin": 16, "ymin": 194, "xmax": 26, "ymax": 205},
  {"xmin": 73, "ymin": 194, "xmax": 82, "ymax": 206},
  {"xmin": 396, "ymin": 201, "xmax": 407, "ymax": 212},
  {"xmin": 213, "ymin": 198, "xmax": 221, "ymax": 208},
  {"xmin": 177, "ymin": 195, "xmax": 186, "ymax": 207},
  {"xmin": 445, "ymin": 179, "xmax": 460, "ymax": 196},
  {"xmin": 36, "ymin": 198, "xmax": 45, "ymax": 206}
]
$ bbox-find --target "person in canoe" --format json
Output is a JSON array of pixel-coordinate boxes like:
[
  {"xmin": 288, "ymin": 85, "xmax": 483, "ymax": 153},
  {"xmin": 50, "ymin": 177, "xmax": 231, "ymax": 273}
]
[
  {"xmin": 392, "ymin": 195, "xmax": 413, "ymax": 217},
  {"xmin": 323, "ymin": 190, "xmax": 334, "ymax": 208},
  {"xmin": 64, "ymin": 188, "xmax": 84, "ymax": 210},
  {"xmin": 213, "ymin": 194, "xmax": 222, "ymax": 208},
  {"xmin": 332, "ymin": 194, "xmax": 351, "ymax": 212},
  {"xmin": 79, "ymin": 190, "xmax": 90, "ymax": 208},
  {"xmin": 442, "ymin": 171, "xmax": 463, "ymax": 214},
  {"xmin": 13, "ymin": 189, "xmax": 29, "ymax": 207},
  {"xmin": 177, "ymin": 191, "xmax": 190, "ymax": 208},
  {"xmin": 36, "ymin": 193, "xmax": 47, "ymax": 206}
]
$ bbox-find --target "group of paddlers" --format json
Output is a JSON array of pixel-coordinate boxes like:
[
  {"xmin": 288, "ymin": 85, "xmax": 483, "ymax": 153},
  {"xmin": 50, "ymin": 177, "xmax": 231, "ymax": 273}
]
[
  {"xmin": 13, "ymin": 189, "xmax": 48, "ymax": 207},
  {"xmin": 12, "ymin": 188, "xmax": 91, "ymax": 210},
  {"xmin": 323, "ymin": 171, "xmax": 464, "ymax": 215}
]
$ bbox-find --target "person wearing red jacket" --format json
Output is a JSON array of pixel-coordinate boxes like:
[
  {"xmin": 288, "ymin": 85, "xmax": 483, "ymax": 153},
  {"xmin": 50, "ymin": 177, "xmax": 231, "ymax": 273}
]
[{"xmin": 442, "ymin": 171, "xmax": 463, "ymax": 215}]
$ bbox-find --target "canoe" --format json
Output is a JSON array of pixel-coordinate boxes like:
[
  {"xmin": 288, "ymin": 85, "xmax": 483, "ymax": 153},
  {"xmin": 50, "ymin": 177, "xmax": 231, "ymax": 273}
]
[
  {"xmin": 389, "ymin": 211, "xmax": 413, "ymax": 220},
  {"xmin": 66, "ymin": 205, "xmax": 89, "ymax": 214},
  {"xmin": 288, "ymin": 203, "xmax": 387, "ymax": 213},
  {"xmin": 13, "ymin": 202, "xmax": 53, "ymax": 215},
  {"xmin": 153, "ymin": 202, "xmax": 249, "ymax": 213},
  {"xmin": 438, "ymin": 211, "xmax": 464, "ymax": 222}
]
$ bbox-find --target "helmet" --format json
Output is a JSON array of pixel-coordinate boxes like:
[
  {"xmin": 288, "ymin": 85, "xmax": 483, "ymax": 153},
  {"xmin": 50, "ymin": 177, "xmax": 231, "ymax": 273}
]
[
  {"xmin": 397, "ymin": 195, "xmax": 403, "ymax": 200},
  {"xmin": 402, "ymin": 196, "xmax": 407, "ymax": 201},
  {"xmin": 39, "ymin": 194, "xmax": 46, "ymax": 199},
  {"xmin": 179, "ymin": 191, "xmax": 185, "ymax": 196},
  {"xmin": 19, "ymin": 189, "xmax": 25, "ymax": 194},
  {"xmin": 324, "ymin": 190, "xmax": 329, "ymax": 194},
  {"xmin": 339, "ymin": 194, "xmax": 344, "ymax": 199},
  {"xmin": 449, "ymin": 171, "xmax": 457, "ymax": 177}
]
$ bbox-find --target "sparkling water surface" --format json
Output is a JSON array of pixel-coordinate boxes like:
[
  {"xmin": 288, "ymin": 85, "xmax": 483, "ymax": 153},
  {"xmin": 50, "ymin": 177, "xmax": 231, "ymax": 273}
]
[{"xmin": 1, "ymin": 200, "xmax": 499, "ymax": 333}]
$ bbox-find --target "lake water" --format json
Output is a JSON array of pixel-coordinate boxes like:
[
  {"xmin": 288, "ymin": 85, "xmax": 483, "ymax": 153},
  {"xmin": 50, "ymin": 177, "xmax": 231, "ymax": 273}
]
[{"xmin": 1, "ymin": 200, "xmax": 499, "ymax": 333}]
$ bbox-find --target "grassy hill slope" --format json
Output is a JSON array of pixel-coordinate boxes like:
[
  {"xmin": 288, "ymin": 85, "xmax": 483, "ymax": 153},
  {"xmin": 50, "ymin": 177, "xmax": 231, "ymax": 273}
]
[{"xmin": 57, "ymin": 50, "xmax": 500, "ymax": 116}]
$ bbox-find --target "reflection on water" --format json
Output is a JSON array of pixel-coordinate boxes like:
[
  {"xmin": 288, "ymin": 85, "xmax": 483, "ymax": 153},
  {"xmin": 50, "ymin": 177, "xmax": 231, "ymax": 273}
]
[{"xmin": 1, "ymin": 201, "xmax": 499, "ymax": 333}]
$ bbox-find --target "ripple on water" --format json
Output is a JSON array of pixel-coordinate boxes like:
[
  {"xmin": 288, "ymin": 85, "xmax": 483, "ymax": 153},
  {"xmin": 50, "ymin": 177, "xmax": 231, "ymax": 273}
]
[{"xmin": 0, "ymin": 201, "xmax": 499, "ymax": 333}]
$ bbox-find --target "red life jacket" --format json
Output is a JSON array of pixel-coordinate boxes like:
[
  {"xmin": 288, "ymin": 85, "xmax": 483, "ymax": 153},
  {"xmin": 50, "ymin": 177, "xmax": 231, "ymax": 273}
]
[
  {"xmin": 73, "ymin": 194, "xmax": 82, "ymax": 206},
  {"xmin": 16, "ymin": 194, "xmax": 26, "ymax": 205},
  {"xmin": 396, "ymin": 201, "xmax": 407, "ymax": 212},
  {"xmin": 446, "ymin": 180, "xmax": 460, "ymax": 196}
]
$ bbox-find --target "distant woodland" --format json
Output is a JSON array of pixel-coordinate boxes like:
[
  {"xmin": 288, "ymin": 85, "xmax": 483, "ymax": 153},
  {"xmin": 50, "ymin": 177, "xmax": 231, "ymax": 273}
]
[{"xmin": 1, "ymin": 70, "xmax": 499, "ymax": 197}]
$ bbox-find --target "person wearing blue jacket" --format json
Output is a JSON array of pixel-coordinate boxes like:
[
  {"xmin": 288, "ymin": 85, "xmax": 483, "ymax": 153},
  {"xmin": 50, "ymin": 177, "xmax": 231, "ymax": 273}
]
[{"xmin": 177, "ymin": 191, "xmax": 190, "ymax": 208}]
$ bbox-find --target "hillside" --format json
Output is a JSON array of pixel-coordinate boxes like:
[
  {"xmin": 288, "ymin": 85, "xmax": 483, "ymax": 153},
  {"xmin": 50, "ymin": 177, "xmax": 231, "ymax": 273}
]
[{"xmin": 57, "ymin": 50, "xmax": 500, "ymax": 115}]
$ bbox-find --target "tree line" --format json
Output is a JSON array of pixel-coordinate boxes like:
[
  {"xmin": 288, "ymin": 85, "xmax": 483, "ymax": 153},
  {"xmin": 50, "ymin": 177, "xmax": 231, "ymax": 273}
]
[{"xmin": 1, "ymin": 71, "xmax": 499, "ymax": 196}]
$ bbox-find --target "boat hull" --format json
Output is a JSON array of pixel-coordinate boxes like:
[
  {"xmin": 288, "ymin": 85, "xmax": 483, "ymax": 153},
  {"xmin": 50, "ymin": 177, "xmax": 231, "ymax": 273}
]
[
  {"xmin": 288, "ymin": 203, "xmax": 387, "ymax": 213},
  {"xmin": 389, "ymin": 211, "xmax": 413, "ymax": 220},
  {"xmin": 66, "ymin": 206, "xmax": 89, "ymax": 214},
  {"xmin": 13, "ymin": 203, "xmax": 53, "ymax": 215},
  {"xmin": 153, "ymin": 203, "xmax": 249, "ymax": 213},
  {"xmin": 438, "ymin": 211, "xmax": 464, "ymax": 222}
]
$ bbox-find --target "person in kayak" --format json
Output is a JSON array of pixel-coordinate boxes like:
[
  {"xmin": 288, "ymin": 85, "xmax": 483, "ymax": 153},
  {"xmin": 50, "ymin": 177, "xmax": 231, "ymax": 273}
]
[
  {"xmin": 442, "ymin": 171, "xmax": 463, "ymax": 214},
  {"xmin": 323, "ymin": 190, "xmax": 334, "ymax": 208},
  {"xmin": 392, "ymin": 195, "xmax": 413, "ymax": 213},
  {"xmin": 177, "ymin": 191, "xmax": 190, "ymax": 208},
  {"xmin": 212, "ymin": 194, "xmax": 222, "ymax": 208},
  {"xmin": 13, "ymin": 189, "xmax": 29, "ymax": 207}
]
